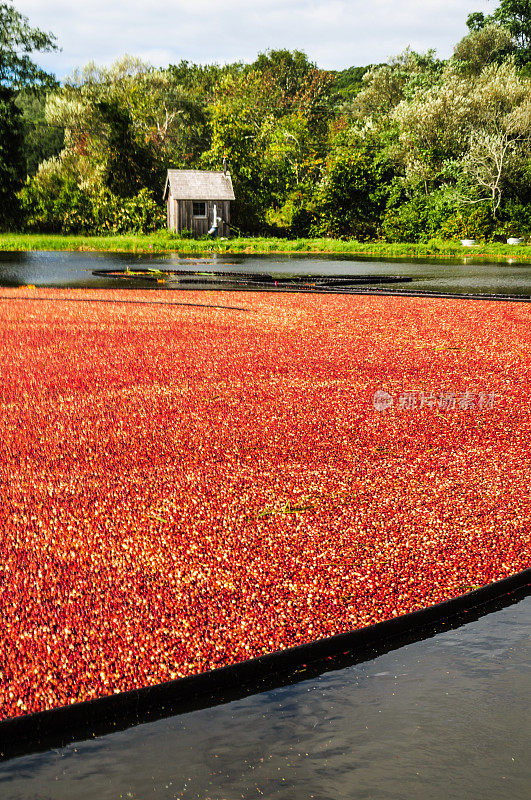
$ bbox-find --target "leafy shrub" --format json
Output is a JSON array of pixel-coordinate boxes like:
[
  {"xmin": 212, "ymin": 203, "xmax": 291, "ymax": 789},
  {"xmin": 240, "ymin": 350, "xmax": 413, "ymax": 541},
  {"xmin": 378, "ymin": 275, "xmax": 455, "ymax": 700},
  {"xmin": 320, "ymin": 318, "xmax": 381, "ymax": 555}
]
[
  {"xmin": 90, "ymin": 188, "xmax": 165, "ymax": 234},
  {"xmin": 437, "ymin": 205, "xmax": 495, "ymax": 240},
  {"xmin": 20, "ymin": 171, "xmax": 94, "ymax": 233},
  {"xmin": 494, "ymin": 201, "xmax": 531, "ymax": 238},
  {"xmin": 21, "ymin": 172, "xmax": 165, "ymax": 234},
  {"xmin": 382, "ymin": 192, "xmax": 468, "ymax": 242},
  {"xmin": 290, "ymin": 206, "xmax": 318, "ymax": 236},
  {"xmin": 309, "ymin": 145, "xmax": 393, "ymax": 240}
]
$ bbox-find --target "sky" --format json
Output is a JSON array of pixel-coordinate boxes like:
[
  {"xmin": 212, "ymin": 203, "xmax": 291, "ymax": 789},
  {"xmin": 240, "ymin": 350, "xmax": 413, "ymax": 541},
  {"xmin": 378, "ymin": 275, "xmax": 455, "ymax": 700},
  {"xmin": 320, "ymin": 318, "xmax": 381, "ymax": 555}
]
[{"xmin": 15, "ymin": 0, "xmax": 494, "ymax": 77}]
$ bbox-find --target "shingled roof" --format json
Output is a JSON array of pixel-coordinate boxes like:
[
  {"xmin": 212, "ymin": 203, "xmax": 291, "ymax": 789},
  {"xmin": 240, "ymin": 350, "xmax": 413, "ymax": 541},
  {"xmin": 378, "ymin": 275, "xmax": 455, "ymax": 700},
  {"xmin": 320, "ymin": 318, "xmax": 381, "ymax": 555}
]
[{"xmin": 163, "ymin": 170, "xmax": 235, "ymax": 201}]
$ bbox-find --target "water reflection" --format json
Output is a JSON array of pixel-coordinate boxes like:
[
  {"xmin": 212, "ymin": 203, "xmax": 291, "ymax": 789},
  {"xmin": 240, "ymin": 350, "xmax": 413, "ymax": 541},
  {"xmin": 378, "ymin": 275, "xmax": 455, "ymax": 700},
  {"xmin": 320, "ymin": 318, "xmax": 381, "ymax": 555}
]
[{"xmin": 1, "ymin": 250, "xmax": 531, "ymax": 296}]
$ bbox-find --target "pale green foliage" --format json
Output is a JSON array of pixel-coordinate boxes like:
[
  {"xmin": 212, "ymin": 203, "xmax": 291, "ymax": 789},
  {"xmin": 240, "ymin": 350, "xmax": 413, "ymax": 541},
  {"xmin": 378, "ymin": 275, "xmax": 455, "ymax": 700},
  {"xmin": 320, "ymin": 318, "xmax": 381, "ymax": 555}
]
[
  {"xmin": 43, "ymin": 93, "xmax": 105, "ymax": 190},
  {"xmin": 352, "ymin": 64, "xmax": 406, "ymax": 117},
  {"xmin": 66, "ymin": 55, "xmax": 153, "ymax": 90},
  {"xmin": 467, "ymin": 1, "xmax": 531, "ymax": 64},
  {"xmin": 462, "ymin": 60, "xmax": 531, "ymax": 214},
  {"xmin": 507, "ymin": 93, "xmax": 531, "ymax": 130},
  {"xmin": 350, "ymin": 48, "xmax": 443, "ymax": 120},
  {"xmin": 391, "ymin": 58, "xmax": 531, "ymax": 213},
  {"xmin": 48, "ymin": 55, "xmax": 205, "ymax": 168},
  {"xmin": 45, "ymin": 92, "xmax": 99, "ymax": 156},
  {"xmin": 392, "ymin": 71, "xmax": 473, "ymax": 186},
  {"xmin": 64, "ymin": 56, "xmax": 205, "ymax": 158},
  {"xmin": 463, "ymin": 129, "xmax": 527, "ymax": 213},
  {"xmin": 46, "ymin": 91, "xmax": 92, "ymax": 130},
  {"xmin": 31, "ymin": 149, "xmax": 104, "ymax": 193},
  {"xmin": 453, "ymin": 24, "xmax": 513, "ymax": 74},
  {"xmin": 470, "ymin": 59, "xmax": 531, "ymax": 128}
]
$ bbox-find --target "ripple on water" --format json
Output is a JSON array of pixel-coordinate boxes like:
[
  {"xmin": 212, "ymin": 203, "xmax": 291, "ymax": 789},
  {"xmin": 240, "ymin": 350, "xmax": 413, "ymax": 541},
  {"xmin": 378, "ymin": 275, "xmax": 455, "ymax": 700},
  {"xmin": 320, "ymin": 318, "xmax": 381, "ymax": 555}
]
[{"xmin": 0, "ymin": 595, "xmax": 529, "ymax": 800}]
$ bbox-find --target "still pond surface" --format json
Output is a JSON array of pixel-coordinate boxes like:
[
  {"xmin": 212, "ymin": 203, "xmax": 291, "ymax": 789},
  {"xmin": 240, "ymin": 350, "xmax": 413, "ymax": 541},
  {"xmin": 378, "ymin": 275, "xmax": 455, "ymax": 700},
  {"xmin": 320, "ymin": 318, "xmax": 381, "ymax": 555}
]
[
  {"xmin": 1, "ymin": 250, "xmax": 531, "ymax": 296},
  {"xmin": 0, "ymin": 251, "xmax": 529, "ymax": 798}
]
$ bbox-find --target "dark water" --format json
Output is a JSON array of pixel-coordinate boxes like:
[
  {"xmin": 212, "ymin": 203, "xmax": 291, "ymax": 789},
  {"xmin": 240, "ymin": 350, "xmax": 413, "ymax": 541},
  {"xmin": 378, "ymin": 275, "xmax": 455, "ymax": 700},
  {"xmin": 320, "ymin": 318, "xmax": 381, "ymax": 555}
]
[
  {"xmin": 1, "ymin": 250, "xmax": 531, "ymax": 296},
  {"xmin": 0, "ymin": 594, "xmax": 529, "ymax": 800}
]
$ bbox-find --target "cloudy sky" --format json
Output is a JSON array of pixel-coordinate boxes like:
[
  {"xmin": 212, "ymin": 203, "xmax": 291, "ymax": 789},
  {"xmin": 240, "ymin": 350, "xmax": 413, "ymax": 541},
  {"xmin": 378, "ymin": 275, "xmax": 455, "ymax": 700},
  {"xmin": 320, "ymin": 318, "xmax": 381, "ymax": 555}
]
[{"xmin": 15, "ymin": 0, "xmax": 493, "ymax": 77}]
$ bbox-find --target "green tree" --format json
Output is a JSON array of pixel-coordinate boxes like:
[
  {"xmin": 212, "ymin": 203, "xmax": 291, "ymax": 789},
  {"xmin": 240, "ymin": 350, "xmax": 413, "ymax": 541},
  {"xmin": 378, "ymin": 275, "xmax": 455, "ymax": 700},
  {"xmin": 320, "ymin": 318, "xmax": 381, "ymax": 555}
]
[
  {"xmin": 0, "ymin": 1, "xmax": 57, "ymax": 89},
  {"xmin": 494, "ymin": 0, "xmax": 531, "ymax": 65},
  {"xmin": 0, "ymin": 86, "xmax": 23, "ymax": 223},
  {"xmin": 251, "ymin": 49, "xmax": 316, "ymax": 103},
  {"xmin": 96, "ymin": 99, "xmax": 160, "ymax": 197},
  {"xmin": 31, "ymin": 56, "xmax": 209, "ymax": 231},
  {"xmin": 350, "ymin": 48, "xmax": 443, "ymax": 121},
  {"xmin": 202, "ymin": 54, "xmax": 333, "ymax": 233},
  {"xmin": 44, "ymin": 57, "xmax": 210, "ymax": 194},
  {"xmin": 168, "ymin": 59, "xmax": 244, "ymax": 96},
  {"xmin": 330, "ymin": 66, "xmax": 371, "ymax": 107},
  {"xmin": 454, "ymin": 23, "xmax": 513, "ymax": 73},
  {"xmin": 65, "ymin": 57, "xmax": 209, "ymax": 167},
  {"xmin": 390, "ymin": 58, "xmax": 531, "ymax": 223},
  {"xmin": 202, "ymin": 74, "xmax": 267, "ymax": 230},
  {"xmin": 460, "ymin": 63, "xmax": 531, "ymax": 216},
  {"xmin": 16, "ymin": 89, "xmax": 64, "ymax": 176},
  {"xmin": 309, "ymin": 128, "xmax": 394, "ymax": 239},
  {"xmin": 0, "ymin": 1, "xmax": 57, "ymax": 226},
  {"xmin": 467, "ymin": 1, "xmax": 531, "ymax": 65},
  {"xmin": 250, "ymin": 49, "xmax": 334, "ymax": 138}
]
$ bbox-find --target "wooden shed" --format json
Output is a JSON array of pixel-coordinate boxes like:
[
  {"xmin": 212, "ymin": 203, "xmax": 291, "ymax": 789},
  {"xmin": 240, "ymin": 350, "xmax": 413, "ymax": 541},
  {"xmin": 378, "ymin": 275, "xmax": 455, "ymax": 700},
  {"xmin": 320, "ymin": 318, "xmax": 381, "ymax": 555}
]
[{"xmin": 163, "ymin": 169, "xmax": 235, "ymax": 237}]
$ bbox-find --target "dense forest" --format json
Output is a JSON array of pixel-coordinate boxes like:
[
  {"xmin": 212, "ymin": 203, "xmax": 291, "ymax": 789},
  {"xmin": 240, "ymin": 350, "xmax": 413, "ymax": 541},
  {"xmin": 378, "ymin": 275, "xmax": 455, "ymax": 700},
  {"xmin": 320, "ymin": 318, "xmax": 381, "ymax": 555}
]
[{"xmin": 1, "ymin": 0, "xmax": 531, "ymax": 241}]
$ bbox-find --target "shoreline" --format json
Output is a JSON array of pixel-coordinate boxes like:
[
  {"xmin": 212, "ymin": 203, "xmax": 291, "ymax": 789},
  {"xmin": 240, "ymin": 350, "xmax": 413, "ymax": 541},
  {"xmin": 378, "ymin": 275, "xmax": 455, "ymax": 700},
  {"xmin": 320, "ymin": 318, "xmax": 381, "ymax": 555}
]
[{"xmin": 1, "ymin": 233, "xmax": 531, "ymax": 262}]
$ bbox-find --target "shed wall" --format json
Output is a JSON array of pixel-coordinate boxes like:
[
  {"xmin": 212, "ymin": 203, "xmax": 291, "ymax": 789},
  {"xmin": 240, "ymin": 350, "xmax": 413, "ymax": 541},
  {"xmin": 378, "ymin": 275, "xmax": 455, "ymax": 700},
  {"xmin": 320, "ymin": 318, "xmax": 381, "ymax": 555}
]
[{"xmin": 166, "ymin": 195, "xmax": 231, "ymax": 236}]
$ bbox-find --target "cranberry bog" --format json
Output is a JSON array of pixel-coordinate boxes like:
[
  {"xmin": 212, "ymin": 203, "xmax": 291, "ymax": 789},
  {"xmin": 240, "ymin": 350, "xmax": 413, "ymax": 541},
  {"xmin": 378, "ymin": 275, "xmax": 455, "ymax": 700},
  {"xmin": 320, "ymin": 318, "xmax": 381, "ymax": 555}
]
[{"xmin": 0, "ymin": 287, "xmax": 529, "ymax": 724}]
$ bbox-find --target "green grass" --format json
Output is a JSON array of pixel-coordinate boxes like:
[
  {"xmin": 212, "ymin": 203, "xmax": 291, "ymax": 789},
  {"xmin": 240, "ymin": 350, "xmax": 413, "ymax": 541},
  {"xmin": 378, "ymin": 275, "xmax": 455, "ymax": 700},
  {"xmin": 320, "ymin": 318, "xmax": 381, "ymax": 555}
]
[{"xmin": 1, "ymin": 231, "xmax": 530, "ymax": 261}]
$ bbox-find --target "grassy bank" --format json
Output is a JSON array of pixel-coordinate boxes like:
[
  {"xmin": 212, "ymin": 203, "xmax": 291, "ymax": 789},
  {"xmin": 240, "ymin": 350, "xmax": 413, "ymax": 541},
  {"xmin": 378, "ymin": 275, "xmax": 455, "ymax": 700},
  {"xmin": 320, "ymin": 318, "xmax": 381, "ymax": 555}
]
[{"xmin": 1, "ymin": 232, "xmax": 530, "ymax": 261}]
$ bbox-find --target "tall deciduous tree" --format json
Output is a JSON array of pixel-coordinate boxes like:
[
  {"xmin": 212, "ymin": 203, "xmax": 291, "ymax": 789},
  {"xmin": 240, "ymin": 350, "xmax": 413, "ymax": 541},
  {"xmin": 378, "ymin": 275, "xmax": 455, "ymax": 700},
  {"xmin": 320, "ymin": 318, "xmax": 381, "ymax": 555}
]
[
  {"xmin": 0, "ymin": 1, "xmax": 57, "ymax": 225},
  {"xmin": 467, "ymin": 1, "xmax": 531, "ymax": 65},
  {"xmin": 350, "ymin": 48, "xmax": 443, "ymax": 121},
  {"xmin": 97, "ymin": 99, "xmax": 159, "ymax": 197},
  {"xmin": 0, "ymin": 85, "xmax": 23, "ymax": 219},
  {"xmin": 493, "ymin": 0, "xmax": 531, "ymax": 57},
  {"xmin": 309, "ymin": 127, "xmax": 394, "ymax": 239},
  {"xmin": 0, "ymin": 0, "xmax": 57, "ymax": 89},
  {"xmin": 392, "ymin": 59, "xmax": 531, "ymax": 215}
]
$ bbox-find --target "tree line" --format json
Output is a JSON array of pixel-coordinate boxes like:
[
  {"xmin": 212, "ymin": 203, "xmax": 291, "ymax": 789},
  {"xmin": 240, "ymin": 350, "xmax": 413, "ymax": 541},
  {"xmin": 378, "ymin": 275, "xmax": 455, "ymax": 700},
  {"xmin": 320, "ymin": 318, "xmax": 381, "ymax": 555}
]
[{"xmin": 1, "ymin": 0, "xmax": 531, "ymax": 241}]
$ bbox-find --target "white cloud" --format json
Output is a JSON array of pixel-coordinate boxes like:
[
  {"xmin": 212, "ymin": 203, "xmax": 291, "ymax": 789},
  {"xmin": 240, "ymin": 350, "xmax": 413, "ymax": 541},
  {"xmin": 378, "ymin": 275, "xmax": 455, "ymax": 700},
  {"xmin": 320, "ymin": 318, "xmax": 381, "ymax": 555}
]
[{"xmin": 14, "ymin": 0, "xmax": 493, "ymax": 77}]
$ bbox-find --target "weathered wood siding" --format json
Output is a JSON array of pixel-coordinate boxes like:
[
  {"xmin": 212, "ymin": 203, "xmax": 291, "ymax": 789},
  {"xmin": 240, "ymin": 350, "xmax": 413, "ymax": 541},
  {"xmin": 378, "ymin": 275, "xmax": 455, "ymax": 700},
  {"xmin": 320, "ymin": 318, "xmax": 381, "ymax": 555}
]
[{"xmin": 166, "ymin": 195, "xmax": 231, "ymax": 236}]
